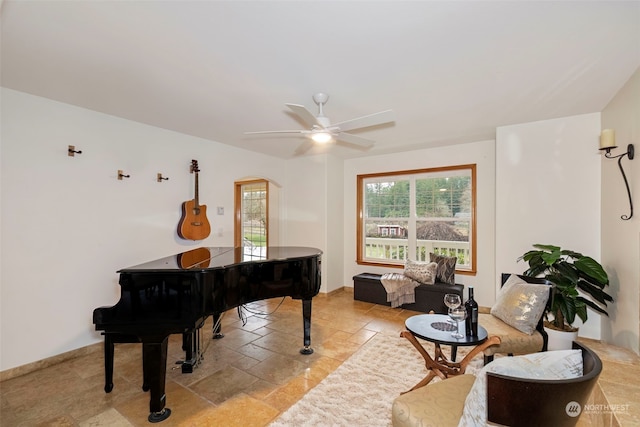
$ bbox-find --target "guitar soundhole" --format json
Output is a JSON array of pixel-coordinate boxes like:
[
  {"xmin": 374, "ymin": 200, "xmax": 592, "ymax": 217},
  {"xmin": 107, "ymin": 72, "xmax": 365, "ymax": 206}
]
[{"xmin": 193, "ymin": 208, "xmax": 201, "ymax": 215}]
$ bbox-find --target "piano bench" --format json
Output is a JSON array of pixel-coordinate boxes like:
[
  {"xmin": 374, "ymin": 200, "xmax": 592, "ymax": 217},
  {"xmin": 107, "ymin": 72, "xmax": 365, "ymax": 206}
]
[{"xmin": 353, "ymin": 273, "xmax": 464, "ymax": 314}]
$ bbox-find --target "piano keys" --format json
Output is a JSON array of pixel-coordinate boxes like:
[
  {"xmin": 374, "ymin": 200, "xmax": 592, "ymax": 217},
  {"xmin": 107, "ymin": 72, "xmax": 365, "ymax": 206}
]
[{"xmin": 93, "ymin": 246, "xmax": 322, "ymax": 422}]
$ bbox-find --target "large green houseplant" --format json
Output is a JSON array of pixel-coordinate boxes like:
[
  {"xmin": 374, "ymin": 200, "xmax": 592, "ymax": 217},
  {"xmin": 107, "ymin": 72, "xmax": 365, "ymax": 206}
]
[{"xmin": 518, "ymin": 244, "xmax": 613, "ymax": 332}]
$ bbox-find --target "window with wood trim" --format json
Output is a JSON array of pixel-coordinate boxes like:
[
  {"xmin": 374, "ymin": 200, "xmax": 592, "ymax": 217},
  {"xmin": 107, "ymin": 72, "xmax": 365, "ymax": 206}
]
[{"xmin": 357, "ymin": 164, "xmax": 476, "ymax": 274}]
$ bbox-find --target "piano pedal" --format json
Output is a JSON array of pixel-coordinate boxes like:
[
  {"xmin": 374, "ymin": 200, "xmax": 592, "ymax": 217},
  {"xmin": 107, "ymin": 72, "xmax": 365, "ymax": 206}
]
[
  {"xmin": 213, "ymin": 332, "xmax": 225, "ymax": 339},
  {"xmin": 148, "ymin": 408, "xmax": 171, "ymax": 423}
]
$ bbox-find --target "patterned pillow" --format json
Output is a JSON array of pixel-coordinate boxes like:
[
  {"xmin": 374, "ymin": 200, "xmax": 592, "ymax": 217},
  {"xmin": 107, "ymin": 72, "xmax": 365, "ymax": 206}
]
[
  {"xmin": 429, "ymin": 253, "xmax": 457, "ymax": 284},
  {"xmin": 490, "ymin": 274, "xmax": 550, "ymax": 335},
  {"xmin": 458, "ymin": 349, "xmax": 583, "ymax": 427},
  {"xmin": 403, "ymin": 259, "xmax": 438, "ymax": 285}
]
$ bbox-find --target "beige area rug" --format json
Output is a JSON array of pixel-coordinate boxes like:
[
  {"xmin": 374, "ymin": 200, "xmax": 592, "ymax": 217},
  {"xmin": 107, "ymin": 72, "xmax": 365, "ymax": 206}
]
[{"xmin": 269, "ymin": 333, "xmax": 484, "ymax": 427}]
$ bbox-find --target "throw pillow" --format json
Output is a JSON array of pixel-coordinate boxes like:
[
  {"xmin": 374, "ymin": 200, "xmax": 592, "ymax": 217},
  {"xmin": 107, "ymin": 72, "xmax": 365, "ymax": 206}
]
[
  {"xmin": 429, "ymin": 253, "xmax": 457, "ymax": 284},
  {"xmin": 490, "ymin": 274, "xmax": 550, "ymax": 335},
  {"xmin": 458, "ymin": 349, "xmax": 583, "ymax": 427},
  {"xmin": 403, "ymin": 259, "xmax": 437, "ymax": 285}
]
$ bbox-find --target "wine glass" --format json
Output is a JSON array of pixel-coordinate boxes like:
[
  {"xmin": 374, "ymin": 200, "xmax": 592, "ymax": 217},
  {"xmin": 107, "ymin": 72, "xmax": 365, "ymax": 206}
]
[
  {"xmin": 448, "ymin": 306, "xmax": 467, "ymax": 339},
  {"xmin": 444, "ymin": 294, "xmax": 461, "ymax": 324},
  {"xmin": 444, "ymin": 294, "xmax": 461, "ymax": 310}
]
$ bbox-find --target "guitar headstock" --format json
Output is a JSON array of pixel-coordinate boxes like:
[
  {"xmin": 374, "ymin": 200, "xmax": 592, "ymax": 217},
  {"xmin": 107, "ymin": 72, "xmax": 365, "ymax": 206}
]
[{"xmin": 190, "ymin": 159, "xmax": 200, "ymax": 174}]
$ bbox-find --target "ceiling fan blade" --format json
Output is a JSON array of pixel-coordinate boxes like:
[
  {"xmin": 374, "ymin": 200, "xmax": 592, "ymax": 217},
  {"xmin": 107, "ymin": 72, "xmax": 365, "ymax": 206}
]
[
  {"xmin": 332, "ymin": 110, "xmax": 395, "ymax": 132},
  {"xmin": 293, "ymin": 140, "xmax": 314, "ymax": 156},
  {"xmin": 244, "ymin": 130, "xmax": 304, "ymax": 135},
  {"xmin": 286, "ymin": 104, "xmax": 321, "ymax": 127},
  {"xmin": 335, "ymin": 132, "xmax": 375, "ymax": 149}
]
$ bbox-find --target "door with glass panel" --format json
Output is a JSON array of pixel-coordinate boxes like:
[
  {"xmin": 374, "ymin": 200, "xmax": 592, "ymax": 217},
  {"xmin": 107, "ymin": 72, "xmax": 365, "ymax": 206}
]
[{"xmin": 235, "ymin": 179, "xmax": 268, "ymax": 258}]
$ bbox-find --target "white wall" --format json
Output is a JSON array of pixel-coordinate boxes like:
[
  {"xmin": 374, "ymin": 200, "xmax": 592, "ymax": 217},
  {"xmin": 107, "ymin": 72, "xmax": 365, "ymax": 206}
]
[
  {"xmin": 495, "ymin": 113, "xmax": 602, "ymax": 339},
  {"xmin": 601, "ymin": 68, "xmax": 639, "ymax": 354},
  {"xmin": 343, "ymin": 140, "xmax": 497, "ymax": 307},
  {"xmin": 0, "ymin": 89, "xmax": 290, "ymax": 371},
  {"xmin": 280, "ymin": 154, "xmax": 345, "ymax": 293},
  {"xmin": 324, "ymin": 155, "xmax": 345, "ymax": 293},
  {"xmin": 280, "ymin": 156, "xmax": 328, "ymax": 292}
]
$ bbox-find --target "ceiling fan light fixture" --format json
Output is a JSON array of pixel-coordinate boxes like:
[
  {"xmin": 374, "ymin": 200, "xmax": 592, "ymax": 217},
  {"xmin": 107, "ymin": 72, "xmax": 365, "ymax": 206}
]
[
  {"xmin": 311, "ymin": 131, "xmax": 332, "ymax": 144},
  {"xmin": 244, "ymin": 92, "xmax": 393, "ymax": 154}
]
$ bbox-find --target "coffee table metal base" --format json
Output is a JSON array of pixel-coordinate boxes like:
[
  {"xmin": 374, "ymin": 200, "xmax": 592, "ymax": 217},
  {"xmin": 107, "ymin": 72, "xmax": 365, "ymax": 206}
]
[{"xmin": 400, "ymin": 331, "xmax": 500, "ymax": 393}]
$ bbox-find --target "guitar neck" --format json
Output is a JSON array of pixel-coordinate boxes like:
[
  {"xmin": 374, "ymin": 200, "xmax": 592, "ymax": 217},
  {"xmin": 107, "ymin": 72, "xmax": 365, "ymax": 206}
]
[{"xmin": 194, "ymin": 172, "xmax": 200, "ymax": 208}]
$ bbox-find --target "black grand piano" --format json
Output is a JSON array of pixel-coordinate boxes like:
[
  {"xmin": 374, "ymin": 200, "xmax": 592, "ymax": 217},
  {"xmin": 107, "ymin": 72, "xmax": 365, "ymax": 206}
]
[{"xmin": 93, "ymin": 246, "xmax": 322, "ymax": 422}]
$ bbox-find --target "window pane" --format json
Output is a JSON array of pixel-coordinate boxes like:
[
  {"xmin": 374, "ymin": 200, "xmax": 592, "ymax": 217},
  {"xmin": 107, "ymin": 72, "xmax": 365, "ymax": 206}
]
[
  {"xmin": 363, "ymin": 179, "xmax": 410, "ymax": 262},
  {"xmin": 415, "ymin": 173, "xmax": 472, "ymax": 267}
]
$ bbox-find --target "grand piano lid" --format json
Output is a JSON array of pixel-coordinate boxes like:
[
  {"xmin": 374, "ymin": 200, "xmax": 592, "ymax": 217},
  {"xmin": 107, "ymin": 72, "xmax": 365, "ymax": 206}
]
[{"xmin": 117, "ymin": 246, "xmax": 322, "ymax": 273}]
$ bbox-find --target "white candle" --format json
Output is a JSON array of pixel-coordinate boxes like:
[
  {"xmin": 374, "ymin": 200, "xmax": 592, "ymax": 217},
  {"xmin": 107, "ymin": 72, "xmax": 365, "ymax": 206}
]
[{"xmin": 600, "ymin": 129, "xmax": 616, "ymax": 150}]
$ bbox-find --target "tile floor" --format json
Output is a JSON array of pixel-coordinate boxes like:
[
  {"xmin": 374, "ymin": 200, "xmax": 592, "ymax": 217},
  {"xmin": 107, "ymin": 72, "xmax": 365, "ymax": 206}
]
[{"xmin": 0, "ymin": 289, "xmax": 638, "ymax": 426}]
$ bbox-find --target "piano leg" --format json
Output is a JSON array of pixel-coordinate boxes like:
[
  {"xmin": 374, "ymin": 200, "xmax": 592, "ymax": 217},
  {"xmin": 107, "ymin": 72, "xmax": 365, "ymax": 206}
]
[
  {"xmin": 142, "ymin": 337, "xmax": 171, "ymax": 423},
  {"xmin": 102, "ymin": 333, "xmax": 141, "ymax": 393},
  {"xmin": 103, "ymin": 333, "xmax": 114, "ymax": 393},
  {"xmin": 300, "ymin": 298, "xmax": 314, "ymax": 355}
]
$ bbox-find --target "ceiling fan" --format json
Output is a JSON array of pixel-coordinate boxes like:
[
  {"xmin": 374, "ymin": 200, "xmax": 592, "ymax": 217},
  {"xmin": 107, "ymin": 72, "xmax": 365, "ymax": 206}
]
[{"xmin": 245, "ymin": 93, "xmax": 394, "ymax": 155}]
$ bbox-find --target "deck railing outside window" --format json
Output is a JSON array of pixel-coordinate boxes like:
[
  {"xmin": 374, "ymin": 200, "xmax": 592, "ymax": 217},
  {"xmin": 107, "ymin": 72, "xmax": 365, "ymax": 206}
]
[{"xmin": 364, "ymin": 237, "xmax": 471, "ymax": 269}]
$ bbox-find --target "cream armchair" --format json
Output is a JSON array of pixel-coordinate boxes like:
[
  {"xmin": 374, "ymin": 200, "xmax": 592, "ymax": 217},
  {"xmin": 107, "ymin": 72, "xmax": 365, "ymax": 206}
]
[
  {"xmin": 480, "ymin": 273, "xmax": 553, "ymax": 365},
  {"xmin": 392, "ymin": 342, "xmax": 602, "ymax": 427}
]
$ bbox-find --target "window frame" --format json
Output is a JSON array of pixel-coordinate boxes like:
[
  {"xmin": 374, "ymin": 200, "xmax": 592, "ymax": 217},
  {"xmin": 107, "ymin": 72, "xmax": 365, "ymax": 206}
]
[{"xmin": 356, "ymin": 164, "xmax": 477, "ymax": 275}]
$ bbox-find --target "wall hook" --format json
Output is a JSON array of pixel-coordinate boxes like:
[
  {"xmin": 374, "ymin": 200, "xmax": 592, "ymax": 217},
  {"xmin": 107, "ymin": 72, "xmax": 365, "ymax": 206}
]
[
  {"xmin": 118, "ymin": 170, "xmax": 131, "ymax": 180},
  {"xmin": 157, "ymin": 173, "xmax": 169, "ymax": 182},
  {"xmin": 68, "ymin": 145, "xmax": 83, "ymax": 157}
]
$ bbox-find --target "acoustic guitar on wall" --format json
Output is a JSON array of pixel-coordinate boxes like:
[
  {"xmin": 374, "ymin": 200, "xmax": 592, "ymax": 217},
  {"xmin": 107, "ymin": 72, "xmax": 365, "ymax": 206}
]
[{"xmin": 178, "ymin": 160, "xmax": 211, "ymax": 240}]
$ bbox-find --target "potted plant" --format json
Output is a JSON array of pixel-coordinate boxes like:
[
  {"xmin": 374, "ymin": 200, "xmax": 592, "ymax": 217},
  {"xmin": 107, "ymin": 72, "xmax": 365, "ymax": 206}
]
[{"xmin": 518, "ymin": 244, "xmax": 613, "ymax": 349}]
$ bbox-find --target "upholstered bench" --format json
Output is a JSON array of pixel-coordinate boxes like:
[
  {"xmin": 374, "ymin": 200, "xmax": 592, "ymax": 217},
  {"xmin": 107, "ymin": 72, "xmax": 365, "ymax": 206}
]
[{"xmin": 353, "ymin": 272, "xmax": 463, "ymax": 314}]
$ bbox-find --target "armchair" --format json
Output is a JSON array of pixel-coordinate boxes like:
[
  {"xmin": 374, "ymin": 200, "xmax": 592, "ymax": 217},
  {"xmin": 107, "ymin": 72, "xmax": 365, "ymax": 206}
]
[
  {"xmin": 481, "ymin": 273, "xmax": 553, "ymax": 364},
  {"xmin": 392, "ymin": 342, "xmax": 602, "ymax": 427}
]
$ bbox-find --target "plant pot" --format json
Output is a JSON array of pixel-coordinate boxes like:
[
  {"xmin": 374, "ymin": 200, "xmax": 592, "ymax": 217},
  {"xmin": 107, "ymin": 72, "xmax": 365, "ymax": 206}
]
[{"xmin": 544, "ymin": 325, "xmax": 579, "ymax": 351}]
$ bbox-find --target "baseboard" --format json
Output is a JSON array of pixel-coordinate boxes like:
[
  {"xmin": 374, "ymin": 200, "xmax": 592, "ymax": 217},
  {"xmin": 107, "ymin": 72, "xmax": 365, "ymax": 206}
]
[
  {"xmin": 327, "ymin": 286, "xmax": 351, "ymax": 296},
  {"xmin": 0, "ymin": 341, "xmax": 102, "ymax": 382}
]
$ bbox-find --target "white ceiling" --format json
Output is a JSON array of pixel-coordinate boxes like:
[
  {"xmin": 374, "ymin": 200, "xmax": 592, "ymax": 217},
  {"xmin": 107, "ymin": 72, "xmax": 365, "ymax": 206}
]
[{"xmin": 2, "ymin": 1, "xmax": 639, "ymax": 159}]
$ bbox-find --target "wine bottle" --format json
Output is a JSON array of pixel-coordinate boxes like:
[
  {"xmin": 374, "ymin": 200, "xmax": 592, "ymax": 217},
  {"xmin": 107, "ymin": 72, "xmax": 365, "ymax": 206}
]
[{"xmin": 464, "ymin": 287, "xmax": 479, "ymax": 337}]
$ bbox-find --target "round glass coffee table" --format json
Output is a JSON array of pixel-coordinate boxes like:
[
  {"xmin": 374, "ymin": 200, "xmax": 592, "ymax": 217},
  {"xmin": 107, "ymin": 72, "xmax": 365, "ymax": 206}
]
[{"xmin": 401, "ymin": 314, "xmax": 500, "ymax": 392}]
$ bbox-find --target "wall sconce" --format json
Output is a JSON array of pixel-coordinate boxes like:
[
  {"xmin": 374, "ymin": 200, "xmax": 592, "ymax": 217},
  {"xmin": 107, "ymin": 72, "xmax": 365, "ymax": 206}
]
[{"xmin": 599, "ymin": 129, "xmax": 635, "ymax": 220}]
